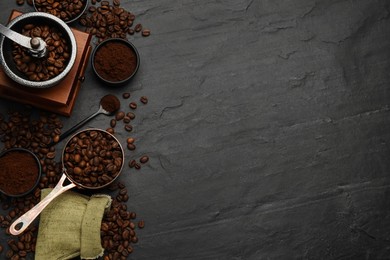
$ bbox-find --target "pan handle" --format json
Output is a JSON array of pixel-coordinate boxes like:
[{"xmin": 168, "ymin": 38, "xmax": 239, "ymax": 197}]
[{"xmin": 9, "ymin": 173, "xmax": 76, "ymax": 235}]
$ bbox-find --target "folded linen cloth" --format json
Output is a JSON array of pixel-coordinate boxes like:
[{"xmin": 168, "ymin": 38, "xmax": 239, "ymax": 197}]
[{"xmin": 35, "ymin": 188, "xmax": 111, "ymax": 260}]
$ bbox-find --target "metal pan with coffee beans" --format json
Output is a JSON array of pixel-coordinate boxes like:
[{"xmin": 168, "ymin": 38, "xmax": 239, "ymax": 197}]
[{"xmin": 9, "ymin": 128, "xmax": 124, "ymax": 235}]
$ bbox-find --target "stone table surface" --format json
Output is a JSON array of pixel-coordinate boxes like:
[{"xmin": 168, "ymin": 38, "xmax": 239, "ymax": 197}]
[{"xmin": 1, "ymin": 0, "xmax": 390, "ymax": 259}]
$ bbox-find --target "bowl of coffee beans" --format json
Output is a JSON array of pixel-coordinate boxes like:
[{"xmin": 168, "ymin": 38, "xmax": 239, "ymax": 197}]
[
  {"xmin": 0, "ymin": 12, "xmax": 77, "ymax": 88},
  {"xmin": 0, "ymin": 148, "xmax": 42, "ymax": 197},
  {"xmin": 92, "ymin": 38, "xmax": 140, "ymax": 86},
  {"xmin": 62, "ymin": 128, "xmax": 124, "ymax": 189},
  {"xmin": 33, "ymin": 0, "xmax": 89, "ymax": 24}
]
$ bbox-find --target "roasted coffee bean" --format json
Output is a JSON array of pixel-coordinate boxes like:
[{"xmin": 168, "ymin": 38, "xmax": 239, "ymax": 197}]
[
  {"xmin": 134, "ymin": 23, "xmax": 142, "ymax": 32},
  {"xmin": 126, "ymin": 112, "xmax": 135, "ymax": 119},
  {"xmin": 140, "ymin": 96, "xmax": 148, "ymax": 104},
  {"xmin": 110, "ymin": 119, "xmax": 117, "ymax": 128},
  {"xmin": 142, "ymin": 29, "xmax": 151, "ymax": 37},
  {"xmin": 127, "ymin": 143, "xmax": 135, "ymax": 150},
  {"xmin": 122, "ymin": 92, "xmax": 130, "ymax": 99},
  {"xmin": 124, "ymin": 124, "xmax": 133, "ymax": 132},
  {"xmin": 140, "ymin": 155, "xmax": 149, "ymax": 164},
  {"xmin": 129, "ymin": 102, "xmax": 137, "ymax": 109},
  {"xmin": 106, "ymin": 127, "xmax": 115, "ymax": 134},
  {"xmin": 138, "ymin": 220, "xmax": 145, "ymax": 228},
  {"xmin": 134, "ymin": 163, "xmax": 141, "ymax": 170},
  {"xmin": 131, "ymin": 236, "xmax": 138, "ymax": 243},
  {"xmin": 123, "ymin": 116, "xmax": 131, "ymax": 124},
  {"xmin": 0, "ymin": 244, "xmax": 3, "ymax": 253},
  {"xmin": 115, "ymin": 111, "xmax": 125, "ymax": 121},
  {"xmin": 16, "ymin": 0, "xmax": 25, "ymax": 5},
  {"xmin": 128, "ymin": 159, "xmax": 136, "ymax": 168},
  {"xmin": 126, "ymin": 137, "xmax": 135, "ymax": 144}
]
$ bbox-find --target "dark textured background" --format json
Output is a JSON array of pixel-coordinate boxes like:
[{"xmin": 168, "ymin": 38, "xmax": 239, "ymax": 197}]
[{"xmin": 1, "ymin": 0, "xmax": 390, "ymax": 259}]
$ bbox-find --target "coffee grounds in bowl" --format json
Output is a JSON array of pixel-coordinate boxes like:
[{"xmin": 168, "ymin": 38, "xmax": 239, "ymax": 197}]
[
  {"xmin": 93, "ymin": 41, "xmax": 137, "ymax": 82},
  {"xmin": 0, "ymin": 150, "xmax": 40, "ymax": 196}
]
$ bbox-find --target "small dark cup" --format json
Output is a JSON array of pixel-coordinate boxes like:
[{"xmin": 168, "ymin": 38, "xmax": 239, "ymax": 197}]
[
  {"xmin": 0, "ymin": 148, "xmax": 42, "ymax": 197},
  {"xmin": 91, "ymin": 38, "xmax": 140, "ymax": 86}
]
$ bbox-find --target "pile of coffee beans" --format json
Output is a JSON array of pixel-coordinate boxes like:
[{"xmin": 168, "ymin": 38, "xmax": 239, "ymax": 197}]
[
  {"xmin": 12, "ymin": 24, "xmax": 71, "ymax": 81},
  {"xmin": 63, "ymin": 129, "xmax": 123, "ymax": 188},
  {"xmin": 0, "ymin": 106, "xmax": 145, "ymax": 259},
  {"xmin": 101, "ymin": 181, "xmax": 145, "ymax": 259},
  {"xmin": 79, "ymin": 0, "xmax": 150, "ymax": 42},
  {"xmin": 34, "ymin": 0, "xmax": 87, "ymax": 22}
]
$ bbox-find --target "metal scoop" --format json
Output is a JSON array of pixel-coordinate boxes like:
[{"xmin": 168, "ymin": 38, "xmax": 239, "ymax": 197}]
[
  {"xmin": 0, "ymin": 23, "xmax": 47, "ymax": 58},
  {"xmin": 48, "ymin": 94, "xmax": 121, "ymax": 146}
]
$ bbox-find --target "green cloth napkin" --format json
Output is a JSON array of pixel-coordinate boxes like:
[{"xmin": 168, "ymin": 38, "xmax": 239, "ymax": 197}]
[{"xmin": 35, "ymin": 188, "xmax": 111, "ymax": 260}]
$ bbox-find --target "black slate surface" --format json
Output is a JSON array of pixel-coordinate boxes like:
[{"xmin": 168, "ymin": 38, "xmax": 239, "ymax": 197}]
[{"xmin": 1, "ymin": 0, "xmax": 390, "ymax": 259}]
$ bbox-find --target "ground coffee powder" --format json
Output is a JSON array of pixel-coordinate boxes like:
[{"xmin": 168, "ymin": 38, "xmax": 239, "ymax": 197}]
[
  {"xmin": 94, "ymin": 41, "xmax": 138, "ymax": 82},
  {"xmin": 101, "ymin": 94, "xmax": 121, "ymax": 114},
  {"xmin": 0, "ymin": 150, "xmax": 40, "ymax": 196}
]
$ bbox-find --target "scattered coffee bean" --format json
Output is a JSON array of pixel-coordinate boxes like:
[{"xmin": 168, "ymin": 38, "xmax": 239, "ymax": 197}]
[
  {"xmin": 106, "ymin": 127, "xmax": 115, "ymax": 134},
  {"xmin": 124, "ymin": 124, "xmax": 133, "ymax": 132},
  {"xmin": 140, "ymin": 155, "xmax": 149, "ymax": 164},
  {"xmin": 127, "ymin": 112, "xmax": 135, "ymax": 119},
  {"xmin": 126, "ymin": 137, "xmax": 135, "ymax": 144},
  {"xmin": 115, "ymin": 111, "xmax": 125, "ymax": 121},
  {"xmin": 138, "ymin": 220, "xmax": 145, "ymax": 229},
  {"xmin": 128, "ymin": 159, "xmax": 136, "ymax": 168},
  {"xmin": 122, "ymin": 92, "xmax": 131, "ymax": 99},
  {"xmin": 110, "ymin": 119, "xmax": 117, "ymax": 128},
  {"xmin": 134, "ymin": 163, "xmax": 141, "ymax": 170},
  {"xmin": 129, "ymin": 102, "xmax": 137, "ymax": 110},
  {"xmin": 140, "ymin": 96, "xmax": 148, "ymax": 104},
  {"xmin": 134, "ymin": 23, "xmax": 142, "ymax": 32},
  {"xmin": 127, "ymin": 143, "xmax": 136, "ymax": 150},
  {"xmin": 142, "ymin": 29, "xmax": 151, "ymax": 37},
  {"xmin": 123, "ymin": 116, "xmax": 131, "ymax": 124}
]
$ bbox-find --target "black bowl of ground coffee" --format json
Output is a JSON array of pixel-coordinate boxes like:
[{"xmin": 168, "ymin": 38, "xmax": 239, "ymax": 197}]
[
  {"xmin": 91, "ymin": 38, "xmax": 140, "ymax": 86},
  {"xmin": 0, "ymin": 148, "xmax": 42, "ymax": 197}
]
